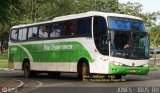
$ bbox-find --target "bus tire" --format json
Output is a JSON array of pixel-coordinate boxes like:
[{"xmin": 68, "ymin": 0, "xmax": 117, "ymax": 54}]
[
  {"xmin": 23, "ymin": 62, "xmax": 31, "ymax": 78},
  {"xmin": 78, "ymin": 62, "xmax": 90, "ymax": 80}
]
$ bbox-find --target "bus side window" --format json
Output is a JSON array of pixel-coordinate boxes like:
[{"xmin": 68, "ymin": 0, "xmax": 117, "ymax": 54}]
[
  {"xmin": 77, "ymin": 18, "xmax": 91, "ymax": 36},
  {"xmin": 50, "ymin": 23, "xmax": 63, "ymax": 38},
  {"xmin": 63, "ymin": 21, "xmax": 77, "ymax": 36},
  {"xmin": 93, "ymin": 16, "xmax": 108, "ymax": 55},
  {"xmin": 11, "ymin": 29, "xmax": 18, "ymax": 41},
  {"xmin": 18, "ymin": 28, "xmax": 27, "ymax": 41},
  {"xmin": 84, "ymin": 18, "xmax": 91, "ymax": 34},
  {"xmin": 70, "ymin": 21, "xmax": 77, "ymax": 36},
  {"xmin": 28, "ymin": 27, "xmax": 38, "ymax": 40},
  {"xmin": 63, "ymin": 22, "xmax": 70, "ymax": 36},
  {"xmin": 77, "ymin": 19, "xmax": 84, "ymax": 35},
  {"xmin": 22, "ymin": 28, "xmax": 27, "ymax": 40},
  {"xmin": 39, "ymin": 24, "xmax": 50, "ymax": 39},
  {"xmin": 18, "ymin": 29, "xmax": 23, "ymax": 41}
]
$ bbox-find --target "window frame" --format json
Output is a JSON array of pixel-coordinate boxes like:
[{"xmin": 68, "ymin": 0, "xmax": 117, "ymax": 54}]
[
  {"xmin": 17, "ymin": 28, "xmax": 28, "ymax": 41},
  {"xmin": 10, "ymin": 29, "xmax": 19, "ymax": 42},
  {"xmin": 10, "ymin": 16, "xmax": 94, "ymax": 43},
  {"xmin": 76, "ymin": 17, "xmax": 92, "ymax": 37},
  {"xmin": 28, "ymin": 26, "xmax": 38, "ymax": 40},
  {"xmin": 49, "ymin": 22, "xmax": 64, "ymax": 39},
  {"xmin": 38, "ymin": 23, "xmax": 51, "ymax": 39}
]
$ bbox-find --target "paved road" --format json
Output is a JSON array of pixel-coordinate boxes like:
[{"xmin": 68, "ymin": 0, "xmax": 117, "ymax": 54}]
[{"xmin": 0, "ymin": 70, "xmax": 160, "ymax": 93}]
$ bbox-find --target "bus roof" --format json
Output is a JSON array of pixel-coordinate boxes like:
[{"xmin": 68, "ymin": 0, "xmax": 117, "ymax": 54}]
[{"xmin": 11, "ymin": 11, "xmax": 143, "ymax": 29}]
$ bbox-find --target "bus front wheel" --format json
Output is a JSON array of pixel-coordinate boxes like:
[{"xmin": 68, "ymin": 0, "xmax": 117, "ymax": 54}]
[{"xmin": 78, "ymin": 62, "xmax": 90, "ymax": 80}]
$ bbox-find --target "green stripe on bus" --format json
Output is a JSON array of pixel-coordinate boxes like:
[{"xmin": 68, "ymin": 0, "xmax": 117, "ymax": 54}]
[{"xmin": 9, "ymin": 41, "xmax": 93, "ymax": 63}]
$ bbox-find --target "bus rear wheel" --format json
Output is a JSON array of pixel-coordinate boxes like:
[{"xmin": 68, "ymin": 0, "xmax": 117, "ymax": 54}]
[
  {"xmin": 23, "ymin": 62, "xmax": 31, "ymax": 78},
  {"xmin": 78, "ymin": 62, "xmax": 90, "ymax": 80}
]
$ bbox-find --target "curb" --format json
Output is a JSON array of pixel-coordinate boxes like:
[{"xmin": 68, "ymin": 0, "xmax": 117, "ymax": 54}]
[
  {"xmin": 7, "ymin": 80, "xmax": 24, "ymax": 93},
  {"xmin": 0, "ymin": 68, "xmax": 9, "ymax": 71}
]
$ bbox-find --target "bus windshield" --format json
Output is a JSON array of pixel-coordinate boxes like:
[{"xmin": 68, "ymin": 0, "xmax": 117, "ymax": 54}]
[
  {"xmin": 108, "ymin": 17, "xmax": 145, "ymax": 32},
  {"xmin": 108, "ymin": 17, "xmax": 149, "ymax": 59}
]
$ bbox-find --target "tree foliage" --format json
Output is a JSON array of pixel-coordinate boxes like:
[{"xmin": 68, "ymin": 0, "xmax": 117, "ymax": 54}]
[
  {"xmin": 0, "ymin": 0, "xmax": 21, "ymax": 24},
  {"xmin": 118, "ymin": 2, "xmax": 143, "ymax": 16},
  {"xmin": 143, "ymin": 11, "xmax": 160, "ymax": 27},
  {"xmin": 149, "ymin": 25, "xmax": 160, "ymax": 47}
]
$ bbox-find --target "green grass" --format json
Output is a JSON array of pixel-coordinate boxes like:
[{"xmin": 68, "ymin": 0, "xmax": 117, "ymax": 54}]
[
  {"xmin": 149, "ymin": 62, "xmax": 160, "ymax": 71},
  {"xmin": 0, "ymin": 53, "xmax": 8, "ymax": 59},
  {"xmin": 0, "ymin": 60, "xmax": 8, "ymax": 68},
  {"xmin": 150, "ymin": 54, "xmax": 160, "ymax": 58},
  {"xmin": 0, "ymin": 53, "xmax": 8, "ymax": 68}
]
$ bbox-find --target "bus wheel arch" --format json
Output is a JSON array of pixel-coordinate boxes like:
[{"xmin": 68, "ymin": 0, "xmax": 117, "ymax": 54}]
[
  {"xmin": 22, "ymin": 58, "xmax": 30, "ymax": 70},
  {"xmin": 77, "ymin": 58, "xmax": 90, "ymax": 80}
]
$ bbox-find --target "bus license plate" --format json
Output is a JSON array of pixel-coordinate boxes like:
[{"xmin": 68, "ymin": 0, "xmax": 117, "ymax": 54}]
[{"xmin": 130, "ymin": 70, "xmax": 136, "ymax": 72}]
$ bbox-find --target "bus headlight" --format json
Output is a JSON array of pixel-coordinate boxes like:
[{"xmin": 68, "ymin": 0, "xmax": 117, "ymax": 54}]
[{"xmin": 111, "ymin": 61, "xmax": 123, "ymax": 66}]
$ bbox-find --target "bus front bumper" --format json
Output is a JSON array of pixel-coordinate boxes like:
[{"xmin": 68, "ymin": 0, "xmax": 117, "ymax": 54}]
[{"xmin": 108, "ymin": 64, "xmax": 149, "ymax": 75}]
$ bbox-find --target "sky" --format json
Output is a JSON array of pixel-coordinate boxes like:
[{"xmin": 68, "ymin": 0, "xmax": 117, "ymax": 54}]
[{"xmin": 119, "ymin": 0, "xmax": 160, "ymax": 13}]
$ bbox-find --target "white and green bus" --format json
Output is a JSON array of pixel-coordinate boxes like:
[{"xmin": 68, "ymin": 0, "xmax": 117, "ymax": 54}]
[{"xmin": 9, "ymin": 11, "xmax": 149, "ymax": 79}]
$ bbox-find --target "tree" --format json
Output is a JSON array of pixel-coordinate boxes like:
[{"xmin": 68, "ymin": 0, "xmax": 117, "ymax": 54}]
[
  {"xmin": 143, "ymin": 11, "xmax": 160, "ymax": 27},
  {"xmin": 0, "ymin": 0, "xmax": 21, "ymax": 24},
  {"xmin": 0, "ymin": 0, "xmax": 21, "ymax": 53},
  {"xmin": 32, "ymin": 0, "xmax": 119, "ymax": 21},
  {"xmin": 149, "ymin": 25, "xmax": 160, "ymax": 47},
  {"xmin": 118, "ymin": 2, "xmax": 143, "ymax": 16},
  {"xmin": 75, "ymin": 0, "xmax": 119, "ymax": 13}
]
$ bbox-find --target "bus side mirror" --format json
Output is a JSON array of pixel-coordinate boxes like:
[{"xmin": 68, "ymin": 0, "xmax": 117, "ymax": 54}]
[{"xmin": 107, "ymin": 33, "xmax": 111, "ymax": 41}]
